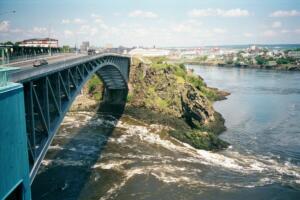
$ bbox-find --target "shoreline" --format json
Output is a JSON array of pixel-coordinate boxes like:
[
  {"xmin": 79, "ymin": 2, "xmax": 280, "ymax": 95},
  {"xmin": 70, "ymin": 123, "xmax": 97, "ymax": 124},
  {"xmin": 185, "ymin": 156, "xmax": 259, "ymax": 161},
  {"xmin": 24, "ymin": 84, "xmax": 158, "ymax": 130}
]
[{"xmin": 184, "ymin": 61, "xmax": 300, "ymax": 71}]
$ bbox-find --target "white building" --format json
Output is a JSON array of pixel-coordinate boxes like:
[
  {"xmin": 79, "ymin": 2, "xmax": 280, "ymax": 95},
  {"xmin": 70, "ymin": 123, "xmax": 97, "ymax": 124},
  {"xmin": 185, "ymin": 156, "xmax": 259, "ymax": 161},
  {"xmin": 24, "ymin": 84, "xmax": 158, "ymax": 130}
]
[
  {"xmin": 19, "ymin": 38, "xmax": 58, "ymax": 48},
  {"xmin": 128, "ymin": 48, "xmax": 170, "ymax": 57},
  {"xmin": 288, "ymin": 51, "xmax": 300, "ymax": 59},
  {"xmin": 80, "ymin": 41, "xmax": 90, "ymax": 52},
  {"xmin": 180, "ymin": 50, "xmax": 198, "ymax": 59}
]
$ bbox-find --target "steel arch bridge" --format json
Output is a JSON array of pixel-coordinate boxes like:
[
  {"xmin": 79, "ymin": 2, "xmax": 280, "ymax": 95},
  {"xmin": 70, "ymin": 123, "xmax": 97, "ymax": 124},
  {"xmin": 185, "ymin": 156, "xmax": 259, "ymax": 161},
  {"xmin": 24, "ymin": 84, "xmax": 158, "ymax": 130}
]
[{"xmin": 9, "ymin": 54, "xmax": 130, "ymax": 183}]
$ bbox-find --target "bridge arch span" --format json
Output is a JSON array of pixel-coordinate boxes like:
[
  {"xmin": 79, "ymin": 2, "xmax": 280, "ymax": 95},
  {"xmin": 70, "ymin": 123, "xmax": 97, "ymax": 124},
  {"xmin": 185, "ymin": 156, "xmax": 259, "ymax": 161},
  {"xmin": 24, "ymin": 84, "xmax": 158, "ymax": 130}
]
[{"xmin": 9, "ymin": 54, "xmax": 130, "ymax": 182}]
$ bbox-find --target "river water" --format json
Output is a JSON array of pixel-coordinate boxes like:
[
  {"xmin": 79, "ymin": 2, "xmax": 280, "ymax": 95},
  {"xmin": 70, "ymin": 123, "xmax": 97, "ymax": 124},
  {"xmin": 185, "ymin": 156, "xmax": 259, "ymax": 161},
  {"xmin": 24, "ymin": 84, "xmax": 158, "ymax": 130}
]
[{"xmin": 32, "ymin": 65, "xmax": 300, "ymax": 200}]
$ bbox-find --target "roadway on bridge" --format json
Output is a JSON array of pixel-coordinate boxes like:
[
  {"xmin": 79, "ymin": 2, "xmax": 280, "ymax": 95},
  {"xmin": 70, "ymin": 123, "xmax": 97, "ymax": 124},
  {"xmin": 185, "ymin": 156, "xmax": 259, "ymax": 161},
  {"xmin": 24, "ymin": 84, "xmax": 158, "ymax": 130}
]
[
  {"xmin": 8, "ymin": 53, "xmax": 97, "ymax": 83},
  {"xmin": 4, "ymin": 53, "xmax": 86, "ymax": 70},
  {"xmin": 8, "ymin": 53, "xmax": 128, "ymax": 84}
]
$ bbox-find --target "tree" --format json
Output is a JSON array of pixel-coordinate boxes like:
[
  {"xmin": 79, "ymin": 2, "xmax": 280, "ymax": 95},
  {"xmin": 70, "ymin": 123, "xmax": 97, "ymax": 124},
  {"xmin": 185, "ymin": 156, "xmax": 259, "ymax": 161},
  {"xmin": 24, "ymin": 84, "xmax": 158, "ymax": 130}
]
[
  {"xmin": 276, "ymin": 58, "xmax": 289, "ymax": 65},
  {"xmin": 0, "ymin": 41, "xmax": 14, "ymax": 46},
  {"xmin": 255, "ymin": 55, "xmax": 267, "ymax": 65},
  {"xmin": 62, "ymin": 45, "xmax": 71, "ymax": 53}
]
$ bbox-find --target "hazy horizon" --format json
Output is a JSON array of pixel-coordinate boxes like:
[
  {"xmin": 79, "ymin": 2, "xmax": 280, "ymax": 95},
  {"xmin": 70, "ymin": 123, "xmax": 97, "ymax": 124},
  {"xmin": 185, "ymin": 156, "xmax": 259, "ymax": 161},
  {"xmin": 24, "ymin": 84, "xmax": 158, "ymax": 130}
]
[{"xmin": 1, "ymin": 0, "xmax": 300, "ymax": 47}]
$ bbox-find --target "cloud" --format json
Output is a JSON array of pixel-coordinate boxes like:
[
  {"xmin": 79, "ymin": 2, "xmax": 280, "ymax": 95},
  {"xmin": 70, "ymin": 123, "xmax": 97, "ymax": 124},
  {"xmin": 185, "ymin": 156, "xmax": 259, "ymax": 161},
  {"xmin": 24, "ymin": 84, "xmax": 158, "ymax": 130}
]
[
  {"xmin": 64, "ymin": 30, "xmax": 74, "ymax": 36},
  {"xmin": 270, "ymin": 10, "xmax": 300, "ymax": 17},
  {"xmin": 91, "ymin": 13, "xmax": 100, "ymax": 18},
  {"xmin": 73, "ymin": 18, "xmax": 85, "ymax": 24},
  {"xmin": 172, "ymin": 20, "xmax": 202, "ymax": 33},
  {"xmin": 281, "ymin": 29, "xmax": 291, "ymax": 34},
  {"xmin": 30, "ymin": 27, "xmax": 48, "ymax": 34},
  {"xmin": 94, "ymin": 18, "xmax": 103, "ymax": 24},
  {"xmin": 188, "ymin": 8, "xmax": 250, "ymax": 17},
  {"xmin": 0, "ymin": 21, "xmax": 10, "ymax": 32},
  {"xmin": 77, "ymin": 25, "xmax": 99, "ymax": 36},
  {"xmin": 90, "ymin": 13, "xmax": 105, "ymax": 25},
  {"xmin": 10, "ymin": 28, "xmax": 22, "ymax": 33},
  {"xmin": 244, "ymin": 32, "xmax": 253, "ymax": 37},
  {"xmin": 129, "ymin": 10, "xmax": 158, "ymax": 18},
  {"xmin": 61, "ymin": 18, "xmax": 86, "ymax": 24},
  {"xmin": 294, "ymin": 29, "xmax": 300, "ymax": 34},
  {"xmin": 262, "ymin": 30, "xmax": 277, "ymax": 37},
  {"xmin": 113, "ymin": 12, "xmax": 121, "ymax": 17},
  {"xmin": 213, "ymin": 28, "xmax": 227, "ymax": 34},
  {"xmin": 271, "ymin": 21, "xmax": 282, "ymax": 28},
  {"xmin": 61, "ymin": 19, "xmax": 70, "ymax": 24},
  {"xmin": 281, "ymin": 29, "xmax": 300, "ymax": 34}
]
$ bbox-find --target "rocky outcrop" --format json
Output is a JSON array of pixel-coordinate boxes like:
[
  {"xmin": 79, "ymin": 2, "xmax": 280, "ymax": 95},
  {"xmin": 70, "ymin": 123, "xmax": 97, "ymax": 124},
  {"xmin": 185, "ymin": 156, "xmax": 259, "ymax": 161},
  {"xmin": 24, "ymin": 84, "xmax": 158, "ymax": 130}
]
[
  {"xmin": 126, "ymin": 58, "xmax": 229, "ymax": 150},
  {"xmin": 181, "ymin": 84, "xmax": 214, "ymax": 127},
  {"xmin": 128, "ymin": 62, "xmax": 218, "ymax": 123}
]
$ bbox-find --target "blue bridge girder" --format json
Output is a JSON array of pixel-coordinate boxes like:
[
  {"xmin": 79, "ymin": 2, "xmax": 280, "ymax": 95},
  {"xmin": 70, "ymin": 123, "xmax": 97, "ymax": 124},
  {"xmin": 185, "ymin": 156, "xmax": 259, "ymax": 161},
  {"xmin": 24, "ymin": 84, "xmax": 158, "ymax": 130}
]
[{"xmin": 9, "ymin": 53, "xmax": 130, "ymax": 183}]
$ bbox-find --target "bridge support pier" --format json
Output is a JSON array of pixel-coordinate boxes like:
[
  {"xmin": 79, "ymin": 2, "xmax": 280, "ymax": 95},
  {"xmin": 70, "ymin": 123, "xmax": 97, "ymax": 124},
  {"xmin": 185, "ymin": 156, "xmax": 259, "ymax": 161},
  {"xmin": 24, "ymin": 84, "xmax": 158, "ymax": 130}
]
[
  {"xmin": 99, "ymin": 88, "xmax": 128, "ymax": 115},
  {"xmin": 103, "ymin": 88, "xmax": 128, "ymax": 105},
  {"xmin": 0, "ymin": 82, "xmax": 31, "ymax": 200}
]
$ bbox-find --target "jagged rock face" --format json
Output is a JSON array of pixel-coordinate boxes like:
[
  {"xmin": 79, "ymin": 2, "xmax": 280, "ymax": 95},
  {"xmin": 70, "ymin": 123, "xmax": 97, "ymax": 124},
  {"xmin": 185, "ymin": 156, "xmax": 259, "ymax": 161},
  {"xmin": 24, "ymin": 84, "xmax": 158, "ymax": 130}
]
[
  {"xmin": 128, "ymin": 62, "xmax": 216, "ymax": 126},
  {"xmin": 181, "ymin": 84, "xmax": 214, "ymax": 127}
]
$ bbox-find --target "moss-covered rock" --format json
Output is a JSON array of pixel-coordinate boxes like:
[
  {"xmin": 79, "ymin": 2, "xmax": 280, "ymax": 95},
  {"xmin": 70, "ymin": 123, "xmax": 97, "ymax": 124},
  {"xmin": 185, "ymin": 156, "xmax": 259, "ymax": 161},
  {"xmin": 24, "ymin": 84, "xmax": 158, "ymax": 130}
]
[{"xmin": 125, "ymin": 57, "xmax": 230, "ymax": 150}]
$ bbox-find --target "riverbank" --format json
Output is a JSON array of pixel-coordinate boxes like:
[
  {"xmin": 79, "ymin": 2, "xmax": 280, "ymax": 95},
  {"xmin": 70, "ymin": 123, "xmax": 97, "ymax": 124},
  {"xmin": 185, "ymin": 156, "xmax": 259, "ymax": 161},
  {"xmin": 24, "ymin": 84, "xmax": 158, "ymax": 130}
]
[{"xmin": 183, "ymin": 61, "xmax": 300, "ymax": 71}]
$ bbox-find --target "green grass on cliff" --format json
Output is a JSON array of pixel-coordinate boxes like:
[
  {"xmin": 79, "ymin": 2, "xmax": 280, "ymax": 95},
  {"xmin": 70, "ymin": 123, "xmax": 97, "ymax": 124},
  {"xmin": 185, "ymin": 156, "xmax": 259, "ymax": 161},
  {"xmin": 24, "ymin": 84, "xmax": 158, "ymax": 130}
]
[
  {"xmin": 169, "ymin": 129, "xmax": 229, "ymax": 150},
  {"xmin": 86, "ymin": 75, "xmax": 103, "ymax": 101},
  {"xmin": 147, "ymin": 56, "xmax": 221, "ymax": 102}
]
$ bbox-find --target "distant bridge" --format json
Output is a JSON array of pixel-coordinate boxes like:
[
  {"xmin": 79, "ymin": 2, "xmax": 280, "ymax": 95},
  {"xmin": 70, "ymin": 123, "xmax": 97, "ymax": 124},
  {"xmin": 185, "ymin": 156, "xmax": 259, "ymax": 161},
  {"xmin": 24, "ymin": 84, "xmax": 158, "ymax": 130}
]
[{"xmin": 0, "ymin": 54, "xmax": 130, "ymax": 199}]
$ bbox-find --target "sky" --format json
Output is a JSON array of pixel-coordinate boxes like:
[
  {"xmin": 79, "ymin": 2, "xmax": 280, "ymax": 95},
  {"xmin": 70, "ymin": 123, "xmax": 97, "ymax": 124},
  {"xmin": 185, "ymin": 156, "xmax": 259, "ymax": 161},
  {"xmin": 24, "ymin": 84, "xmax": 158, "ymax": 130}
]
[{"xmin": 0, "ymin": 0, "xmax": 300, "ymax": 47}]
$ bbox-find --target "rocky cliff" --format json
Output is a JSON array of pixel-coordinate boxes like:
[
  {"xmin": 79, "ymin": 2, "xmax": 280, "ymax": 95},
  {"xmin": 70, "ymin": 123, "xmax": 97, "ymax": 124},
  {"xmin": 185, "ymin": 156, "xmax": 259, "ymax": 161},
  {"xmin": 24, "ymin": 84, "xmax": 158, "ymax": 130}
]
[{"xmin": 125, "ymin": 57, "xmax": 229, "ymax": 150}]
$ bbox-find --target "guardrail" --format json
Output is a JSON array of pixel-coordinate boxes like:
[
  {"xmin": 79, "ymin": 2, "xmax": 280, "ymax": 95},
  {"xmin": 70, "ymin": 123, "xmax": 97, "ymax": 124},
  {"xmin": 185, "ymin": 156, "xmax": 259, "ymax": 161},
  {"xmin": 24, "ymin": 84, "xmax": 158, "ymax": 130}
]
[{"xmin": 0, "ymin": 66, "xmax": 20, "ymax": 87}]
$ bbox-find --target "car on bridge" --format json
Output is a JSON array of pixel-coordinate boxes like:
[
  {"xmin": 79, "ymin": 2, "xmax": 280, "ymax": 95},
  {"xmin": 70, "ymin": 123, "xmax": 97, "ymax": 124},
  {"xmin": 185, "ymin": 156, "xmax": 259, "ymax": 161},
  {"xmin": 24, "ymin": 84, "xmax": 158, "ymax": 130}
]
[
  {"xmin": 88, "ymin": 49, "xmax": 96, "ymax": 55},
  {"xmin": 33, "ymin": 59, "xmax": 48, "ymax": 67}
]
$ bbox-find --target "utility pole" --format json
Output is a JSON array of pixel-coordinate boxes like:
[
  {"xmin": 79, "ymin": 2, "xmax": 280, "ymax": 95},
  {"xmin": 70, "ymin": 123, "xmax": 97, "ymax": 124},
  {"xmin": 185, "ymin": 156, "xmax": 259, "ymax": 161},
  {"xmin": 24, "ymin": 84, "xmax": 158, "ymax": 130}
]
[{"xmin": 48, "ymin": 25, "xmax": 52, "ymax": 56}]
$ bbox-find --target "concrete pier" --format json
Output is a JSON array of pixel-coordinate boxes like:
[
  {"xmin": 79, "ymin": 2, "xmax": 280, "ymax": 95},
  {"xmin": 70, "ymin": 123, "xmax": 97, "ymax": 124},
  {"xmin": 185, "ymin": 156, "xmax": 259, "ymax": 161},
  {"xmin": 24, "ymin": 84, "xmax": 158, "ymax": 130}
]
[{"xmin": 0, "ymin": 68, "xmax": 31, "ymax": 200}]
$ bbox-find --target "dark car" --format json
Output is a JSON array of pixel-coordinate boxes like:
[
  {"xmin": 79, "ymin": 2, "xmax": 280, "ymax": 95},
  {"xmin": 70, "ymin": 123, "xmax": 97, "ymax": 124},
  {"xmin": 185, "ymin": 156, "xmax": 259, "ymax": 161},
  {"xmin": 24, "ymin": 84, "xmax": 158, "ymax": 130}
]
[
  {"xmin": 88, "ymin": 49, "xmax": 96, "ymax": 55},
  {"xmin": 33, "ymin": 59, "xmax": 48, "ymax": 67}
]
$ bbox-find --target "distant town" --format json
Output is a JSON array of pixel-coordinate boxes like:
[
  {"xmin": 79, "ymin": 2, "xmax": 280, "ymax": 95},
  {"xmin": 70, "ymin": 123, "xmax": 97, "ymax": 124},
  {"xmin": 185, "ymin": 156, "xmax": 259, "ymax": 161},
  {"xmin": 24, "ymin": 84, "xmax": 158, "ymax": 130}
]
[{"xmin": 1, "ymin": 37, "xmax": 300, "ymax": 70}]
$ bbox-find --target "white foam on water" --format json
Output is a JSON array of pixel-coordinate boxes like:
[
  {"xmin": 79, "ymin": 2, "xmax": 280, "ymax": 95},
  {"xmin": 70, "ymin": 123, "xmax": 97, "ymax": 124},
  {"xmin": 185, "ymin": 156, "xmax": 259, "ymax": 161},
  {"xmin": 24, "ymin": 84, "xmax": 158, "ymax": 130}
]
[
  {"xmin": 92, "ymin": 160, "xmax": 134, "ymax": 170},
  {"xmin": 41, "ymin": 158, "xmax": 85, "ymax": 167},
  {"xmin": 48, "ymin": 144, "xmax": 64, "ymax": 150},
  {"xmin": 97, "ymin": 162, "xmax": 239, "ymax": 200},
  {"xmin": 98, "ymin": 168, "xmax": 146, "ymax": 200},
  {"xmin": 53, "ymin": 112, "xmax": 300, "ymax": 196},
  {"xmin": 41, "ymin": 159, "xmax": 53, "ymax": 166},
  {"xmin": 110, "ymin": 120, "xmax": 300, "ymax": 184}
]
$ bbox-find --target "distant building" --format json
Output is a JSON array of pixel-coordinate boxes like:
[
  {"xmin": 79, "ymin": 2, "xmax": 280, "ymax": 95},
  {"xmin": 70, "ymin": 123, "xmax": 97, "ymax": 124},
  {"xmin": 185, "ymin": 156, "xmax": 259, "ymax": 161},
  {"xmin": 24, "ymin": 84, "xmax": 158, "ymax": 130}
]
[
  {"xmin": 80, "ymin": 41, "xmax": 90, "ymax": 52},
  {"xmin": 250, "ymin": 45, "xmax": 257, "ymax": 51},
  {"xmin": 288, "ymin": 51, "xmax": 300, "ymax": 59},
  {"xmin": 180, "ymin": 50, "xmax": 198, "ymax": 59},
  {"xmin": 19, "ymin": 38, "xmax": 58, "ymax": 48},
  {"xmin": 105, "ymin": 43, "xmax": 113, "ymax": 49},
  {"xmin": 128, "ymin": 48, "xmax": 170, "ymax": 57}
]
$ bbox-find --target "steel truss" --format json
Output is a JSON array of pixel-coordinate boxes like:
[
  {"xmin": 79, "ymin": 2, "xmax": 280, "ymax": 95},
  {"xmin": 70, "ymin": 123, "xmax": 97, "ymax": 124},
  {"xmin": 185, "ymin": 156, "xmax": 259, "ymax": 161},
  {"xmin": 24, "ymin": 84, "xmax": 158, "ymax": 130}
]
[{"xmin": 20, "ymin": 55, "xmax": 130, "ymax": 183}]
